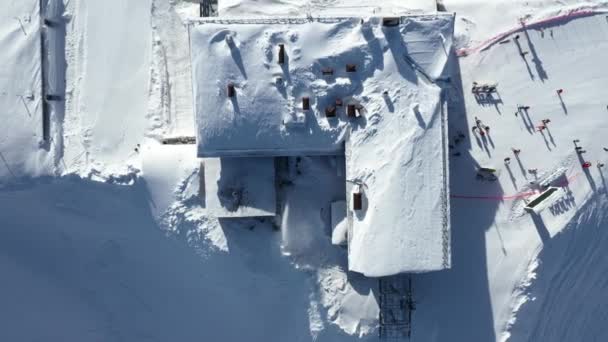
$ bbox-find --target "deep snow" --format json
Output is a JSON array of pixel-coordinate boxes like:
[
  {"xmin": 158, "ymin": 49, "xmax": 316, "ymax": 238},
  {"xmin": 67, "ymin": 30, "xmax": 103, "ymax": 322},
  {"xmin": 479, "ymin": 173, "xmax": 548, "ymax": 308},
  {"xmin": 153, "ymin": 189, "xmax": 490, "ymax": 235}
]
[{"xmin": 2, "ymin": 0, "xmax": 608, "ymax": 341}]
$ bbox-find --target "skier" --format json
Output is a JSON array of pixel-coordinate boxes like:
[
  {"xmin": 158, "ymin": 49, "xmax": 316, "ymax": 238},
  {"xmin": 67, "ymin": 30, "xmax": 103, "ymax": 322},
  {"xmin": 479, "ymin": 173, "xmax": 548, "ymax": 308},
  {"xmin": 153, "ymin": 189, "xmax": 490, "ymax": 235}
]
[
  {"xmin": 504, "ymin": 157, "xmax": 511, "ymax": 164},
  {"xmin": 542, "ymin": 119, "xmax": 551, "ymax": 124},
  {"xmin": 577, "ymin": 149, "xmax": 587, "ymax": 154},
  {"xmin": 475, "ymin": 116, "xmax": 482, "ymax": 126},
  {"xmin": 557, "ymin": 88, "xmax": 564, "ymax": 95},
  {"xmin": 598, "ymin": 162, "xmax": 605, "ymax": 168},
  {"xmin": 484, "ymin": 125, "xmax": 490, "ymax": 132},
  {"xmin": 472, "ymin": 126, "xmax": 478, "ymax": 133},
  {"xmin": 528, "ymin": 168, "xmax": 538, "ymax": 173},
  {"xmin": 582, "ymin": 162, "xmax": 592, "ymax": 168},
  {"xmin": 575, "ymin": 146, "xmax": 583, "ymax": 150},
  {"xmin": 512, "ymin": 148, "xmax": 521, "ymax": 155}
]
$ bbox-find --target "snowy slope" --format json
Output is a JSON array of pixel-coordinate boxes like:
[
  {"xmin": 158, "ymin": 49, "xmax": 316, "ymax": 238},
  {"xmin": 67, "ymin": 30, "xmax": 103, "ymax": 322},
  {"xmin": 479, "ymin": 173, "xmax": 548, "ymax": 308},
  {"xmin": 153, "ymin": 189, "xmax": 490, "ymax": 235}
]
[
  {"xmin": 410, "ymin": 10, "xmax": 608, "ymax": 342},
  {"xmin": 0, "ymin": 1, "xmax": 53, "ymax": 181},
  {"xmin": 505, "ymin": 194, "xmax": 608, "ymax": 341},
  {"xmin": 63, "ymin": 0, "xmax": 152, "ymax": 175},
  {"xmin": 3, "ymin": 0, "xmax": 608, "ymax": 341}
]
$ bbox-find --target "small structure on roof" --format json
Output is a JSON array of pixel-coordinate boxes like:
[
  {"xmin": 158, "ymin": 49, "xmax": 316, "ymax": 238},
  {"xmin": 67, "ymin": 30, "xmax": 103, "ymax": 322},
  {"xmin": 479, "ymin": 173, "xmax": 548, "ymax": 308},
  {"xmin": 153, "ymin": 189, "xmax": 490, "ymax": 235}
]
[
  {"xmin": 278, "ymin": 44, "xmax": 285, "ymax": 64},
  {"xmin": 227, "ymin": 83, "xmax": 236, "ymax": 97}
]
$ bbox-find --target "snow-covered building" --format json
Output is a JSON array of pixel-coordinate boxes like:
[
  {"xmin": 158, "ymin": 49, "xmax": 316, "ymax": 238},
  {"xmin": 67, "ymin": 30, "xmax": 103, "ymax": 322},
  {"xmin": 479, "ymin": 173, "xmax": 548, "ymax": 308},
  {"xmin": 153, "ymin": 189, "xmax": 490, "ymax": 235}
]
[{"xmin": 189, "ymin": 14, "xmax": 454, "ymax": 277}]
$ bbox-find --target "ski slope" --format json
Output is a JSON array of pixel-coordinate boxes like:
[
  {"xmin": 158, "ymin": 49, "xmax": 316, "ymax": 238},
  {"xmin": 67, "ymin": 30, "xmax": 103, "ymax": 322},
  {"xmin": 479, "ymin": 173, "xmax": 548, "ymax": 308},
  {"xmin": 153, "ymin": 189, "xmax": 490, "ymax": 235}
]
[
  {"xmin": 409, "ymin": 9, "xmax": 608, "ymax": 342},
  {"xmin": 0, "ymin": 1, "xmax": 52, "ymax": 180}
]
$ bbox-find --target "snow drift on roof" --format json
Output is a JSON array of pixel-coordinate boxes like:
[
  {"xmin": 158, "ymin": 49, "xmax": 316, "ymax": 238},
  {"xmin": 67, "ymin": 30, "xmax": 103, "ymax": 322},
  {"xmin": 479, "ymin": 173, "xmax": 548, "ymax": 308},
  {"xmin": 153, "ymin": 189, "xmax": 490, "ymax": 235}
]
[{"xmin": 190, "ymin": 14, "xmax": 454, "ymax": 276}]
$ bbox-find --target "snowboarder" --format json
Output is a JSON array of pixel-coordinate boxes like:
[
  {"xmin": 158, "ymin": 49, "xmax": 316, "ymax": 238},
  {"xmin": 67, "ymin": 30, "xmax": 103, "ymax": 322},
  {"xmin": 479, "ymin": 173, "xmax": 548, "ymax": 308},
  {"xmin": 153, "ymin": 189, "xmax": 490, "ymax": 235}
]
[
  {"xmin": 504, "ymin": 157, "xmax": 511, "ymax": 164},
  {"xmin": 582, "ymin": 162, "xmax": 592, "ymax": 168}
]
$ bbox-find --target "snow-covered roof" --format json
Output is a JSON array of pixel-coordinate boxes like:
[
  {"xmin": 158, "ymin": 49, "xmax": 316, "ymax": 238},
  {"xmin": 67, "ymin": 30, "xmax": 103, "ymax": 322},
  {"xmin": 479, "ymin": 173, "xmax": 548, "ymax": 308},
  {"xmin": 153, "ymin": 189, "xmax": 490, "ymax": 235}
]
[
  {"xmin": 203, "ymin": 157, "xmax": 276, "ymax": 217},
  {"xmin": 190, "ymin": 14, "xmax": 453, "ymax": 276}
]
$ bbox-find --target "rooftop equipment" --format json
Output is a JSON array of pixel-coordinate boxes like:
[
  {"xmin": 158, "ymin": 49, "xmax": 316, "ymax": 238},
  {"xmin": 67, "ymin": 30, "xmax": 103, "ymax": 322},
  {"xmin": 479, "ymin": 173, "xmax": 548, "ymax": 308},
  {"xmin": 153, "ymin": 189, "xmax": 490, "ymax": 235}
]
[
  {"xmin": 278, "ymin": 44, "xmax": 285, "ymax": 64},
  {"xmin": 352, "ymin": 191, "xmax": 362, "ymax": 210},
  {"xmin": 322, "ymin": 68, "xmax": 334, "ymax": 75},
  {"xmin": 347, "ymin": 104, "xmax": 356, "ymax": 117},
  {"xmin": 227, "ymin": 83, "xmax": 236, "ymax": 97},
  {"xmin": 325, "ymin": 106, "xmax": 337, "ymax": 117},
  {"xmin": 382, "ymin": 17, "xmax": 400, "ymax": 27},
  {"xmin": 302, "ymin": 97, "xmax": 310, "ymax": 110},
  {"xmin": 346, "ymin": 64, "xmax": 357, "ymax": 72}
]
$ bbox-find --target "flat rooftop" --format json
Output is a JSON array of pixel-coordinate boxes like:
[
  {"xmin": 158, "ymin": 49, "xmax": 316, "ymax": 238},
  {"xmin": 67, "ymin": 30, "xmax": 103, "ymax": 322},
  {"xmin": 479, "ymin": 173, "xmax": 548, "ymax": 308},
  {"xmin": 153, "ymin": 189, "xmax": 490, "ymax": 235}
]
[{"xmin": 190, "ymin": 14, "xmax": 453, "ymax": 276}]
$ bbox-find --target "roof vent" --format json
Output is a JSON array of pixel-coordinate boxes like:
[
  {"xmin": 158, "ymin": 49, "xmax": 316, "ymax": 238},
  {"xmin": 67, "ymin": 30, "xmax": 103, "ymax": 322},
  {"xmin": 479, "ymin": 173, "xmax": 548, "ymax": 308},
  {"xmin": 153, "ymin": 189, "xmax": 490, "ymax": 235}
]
[
  {"xmin": 302, "ymin": 97, "xmax": 310, "ymax": 110},
  {"xmin": 278, "ymin": 44, "xmax": 285, "ymax": 64},
  {"xmin": 347, "ymin": 104, "xmax": 356, "ymax": 117},
  {"xmin": 352, "ymin": 192, "xmax": 362, "ymax": 210},
  {"xmin": 346, "ymin": 64, "xmax": 357, "ymax": 72},
  {"xmin": 322, "ymin": 68, "xmax": 334, "ymax": 75},
  {"xmin": 227, "ymin": 83, "xmax": 236, "ymax": 97},
  {"xmin": 382, "ymin": 17, "xmax": 400, "ymax": 27},
  {"xmin": 325, "ymin": 106, "xmax": 337, "ymax": 117}
]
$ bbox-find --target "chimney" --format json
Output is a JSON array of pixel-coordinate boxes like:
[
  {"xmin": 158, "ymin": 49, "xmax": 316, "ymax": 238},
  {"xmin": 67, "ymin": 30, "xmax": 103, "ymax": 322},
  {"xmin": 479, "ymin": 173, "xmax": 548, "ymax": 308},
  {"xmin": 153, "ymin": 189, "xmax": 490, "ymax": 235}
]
[
  {"xmin": 227, "ymin": 83, "xmax": 236, "ymax": 97},
  {"xmin": 302, "ymin": 97, "xmax": 310, "ymax": 110},
  {"xmin": 346, "ymin": 64, "xmax": 356, "ymax": 72},
  {"xmin": 325, "ymin": 106, "xmax": 336, "ymax": 117},
  {"xmin": 322, "ymin": 67, "xmax": 334, "ymax": 75},
  {"xmin": 347, "ymin": 104, "xmax": 356, "ymax": 117},
  {"xmin": 352, "ymin": 192, "xmax": 362, "ymax": 210},
  {"xmin": 278, "ymin": 44, "xmax": 285, "ymax": 64}
]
